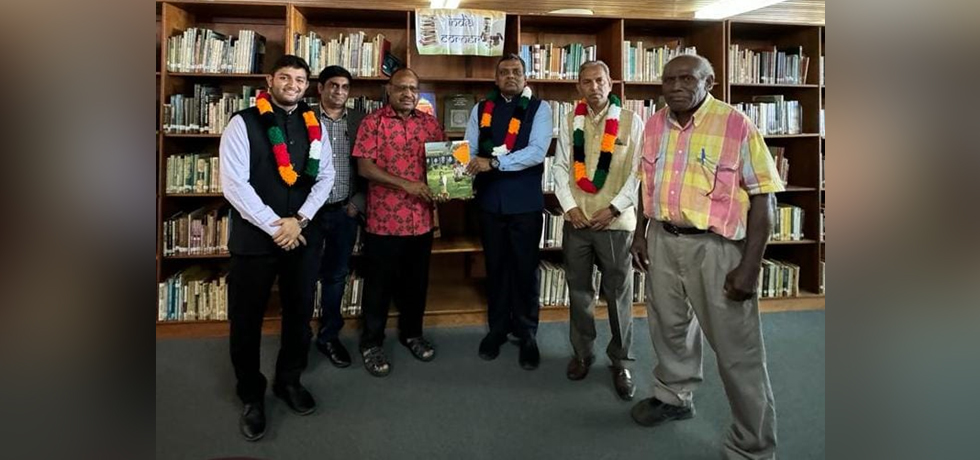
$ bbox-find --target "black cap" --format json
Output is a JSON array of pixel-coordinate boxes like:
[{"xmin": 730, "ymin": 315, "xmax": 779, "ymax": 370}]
[{"xmin": 318, "ymin": 65, "xmax": 354, "ymax": 84}]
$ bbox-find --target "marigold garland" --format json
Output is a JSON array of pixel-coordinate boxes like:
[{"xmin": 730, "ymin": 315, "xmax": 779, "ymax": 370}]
[
  {"xmin": 478, "ymin": 86, "xmax": 533, "ymax": 158},
  {"xmin": 572, "ymin": 94, "xmax": 621, "ymax": 193},
  {"xmin": 256, "ymin": 91, "xmax": 322, "ymax": 186}
]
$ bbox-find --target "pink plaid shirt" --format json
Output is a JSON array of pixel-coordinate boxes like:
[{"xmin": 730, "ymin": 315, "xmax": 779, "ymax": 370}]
[{"xmin": 640, "ymin": 94, "xmax": 784, "ymax": 240}]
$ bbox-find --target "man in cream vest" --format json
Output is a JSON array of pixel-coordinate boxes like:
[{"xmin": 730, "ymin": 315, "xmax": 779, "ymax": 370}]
[{"xmin": 552, "ymin": 60, "xmax": 643, "ymax": 400}]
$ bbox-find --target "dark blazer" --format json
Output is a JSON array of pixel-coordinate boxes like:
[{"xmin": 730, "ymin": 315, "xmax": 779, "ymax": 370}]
[{"xmin": 314, "ymin": 106, "xmax": 367, "ymax": 214}]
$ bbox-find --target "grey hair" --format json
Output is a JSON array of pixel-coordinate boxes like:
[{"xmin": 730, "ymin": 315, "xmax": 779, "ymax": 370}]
[
  {"xmin": 578, "ymin": 60, "xmax": 611, "ymax": 81},
  {"xmin": 665, "ymin": 53, "xmax": 715, "ymax": 80}
]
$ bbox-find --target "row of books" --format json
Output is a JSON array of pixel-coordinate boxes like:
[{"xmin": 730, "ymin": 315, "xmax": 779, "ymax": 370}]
[
  {"xmin": 312, "ymin": 272, "xmax": 365, "ymax": 319},
  {"xmin": 166, "ymin": 154, "xmax": 221, "ymax": 195},
  {"xmin": 820, "ymin": 206, "xmax": 826, "ymax": 241},
  {"xmin": 158, "ymin": 268, "xmax": 228, "ymax": 321},
  {"xmin": 166, "ymin": 28, "xmax": 266, "ymax": 74},
  {"xmin": 759, "ymin": 258, "xmax": 801, "ymax": 298},
  {"xmin": 728, "ymin": 44, "xmax": 810, "ymax": 85},
  {"xmin": 545, "ymin": 100, "xmax": 575, "ymax": 137},
  {"xmin": 539, "ymin": 262, "xmax": 649, "ymax": 307},
  {"xmin": 624, "ymin": 97, "xmax": 668, "ymax": 125},
  {"xmin": 768, "ymin": 146, "xmax": 790, "ymax": 187},
  {"xmin": 733, "ymin": 96, "xmax": 803, "ymax": 136},
  {"xmin": 622, "ymin": 43, "xmax": 697, "ymax": 82},
  {"xmin": 540, "ymin": 210, "xmax": 565, "ymax": 249},
  {"xmin": 163, "ymin": 207, "xmax": 231, "ymax": 256},
  {"xmin": 293, "ymin": 31, "xmax": 392, "ymax": 78},
  {"xmin": 520, "ymin": 43, "xmax": 597, "ymax": 80},
  {"xmin": 163, "ymin": 85, "xmax": 259, "ymax": 134},
  {"xmin": 541, "ymin": 156, "xmax": 557, "ymax": 193},
  {"xmin": 773, "ymin": 204, "xmax": 805, "ymax": 241}
]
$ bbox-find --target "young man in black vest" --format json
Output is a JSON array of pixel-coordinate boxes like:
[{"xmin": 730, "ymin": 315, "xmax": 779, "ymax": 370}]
[
  {"xmin": 312, "ymin": 65, "xmax": 367, "ymax": 368},
  {"xmin": 220, "ymin": 55, "xmax": 335, "ymax": 441},
  {"xmin": 464, "ymin": 54, "xmax": 553, "ymax": 369}
]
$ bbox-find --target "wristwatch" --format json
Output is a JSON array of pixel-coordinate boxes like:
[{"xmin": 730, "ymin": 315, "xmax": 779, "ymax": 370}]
[
  {"xmin": 295, "ymin": 214, "xmax": 310, "ymax": 229},
  {"xmin": 490, "ymin": 158, "xmax": 500, "ymax": 170}
]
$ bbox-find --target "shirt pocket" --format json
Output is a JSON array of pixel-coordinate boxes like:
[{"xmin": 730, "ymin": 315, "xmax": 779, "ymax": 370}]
[{"xmin": 697, "ymin": 147, "xmax": 739, "ymax": 202}]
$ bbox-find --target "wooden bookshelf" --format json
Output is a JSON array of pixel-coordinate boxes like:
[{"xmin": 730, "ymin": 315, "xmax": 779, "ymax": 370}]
[{"xmin": 155, "ymin": 2, "xmax": 824, "ymax": 336}]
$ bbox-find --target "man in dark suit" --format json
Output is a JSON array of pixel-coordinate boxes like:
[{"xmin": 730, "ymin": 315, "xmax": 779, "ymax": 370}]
[
  {"xmin": 464, "ymin": 54, "xmax": 553, "ymax": 369},
  {"xmin": 312, "ymin": 65, "xmax": 367, "ymax": 368}
]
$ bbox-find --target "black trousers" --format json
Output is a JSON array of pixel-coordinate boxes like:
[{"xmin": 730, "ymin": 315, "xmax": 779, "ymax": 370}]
[
  {"xmin": 360, "ymin": 231, "xmax": 433, "ymax": 349},
  {"xmin": 228, "ymin": 227, "xmax": 322, "ymax": 404},
  {"xmin": 479, "ymin": 210, "xmax": 543, "ymax": 341}
]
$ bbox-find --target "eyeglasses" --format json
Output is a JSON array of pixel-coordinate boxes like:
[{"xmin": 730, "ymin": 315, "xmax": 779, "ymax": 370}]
[{"xmin": 390, "ymin": 84, "xmax": 420, "ymax": 94}]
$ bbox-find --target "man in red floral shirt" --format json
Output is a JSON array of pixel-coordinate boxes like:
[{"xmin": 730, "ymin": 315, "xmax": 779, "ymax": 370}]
[{"xmin": 353, "ymin": 68, "xmax": 445, "ymax": 377}]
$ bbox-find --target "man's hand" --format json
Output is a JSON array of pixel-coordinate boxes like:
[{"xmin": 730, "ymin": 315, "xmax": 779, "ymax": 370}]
[
  {"xmin": 272, "ymin": 217, "xmax": 302, "ymax": 248},
  {"xmin": 346, "ymin": 202, "xmax": 359, "ymax": 218},
  {"xmin": 466, "ymin": 157, "xmax": 492, "ymax": 175},
  {"xmin": 630, "ymin": 234, "xmax": 650, "ymax": 272},
  {"xmin": 724, "ymin": 264, "xmax": 758, "ymax": 302},
  {"xmin": 281, "ymin": 234, "xmax": 308, "ymax": 251},
  {"xmin": 401, "ymin": 181, "xmax": 433, "ymax": 202},
  {"xmin": 589, "ymin": 207, "xmax": 617, "ymax": 231},
  {"xmin": 565, "ymin": 207, "xmax": 591, "ymax": 229}
]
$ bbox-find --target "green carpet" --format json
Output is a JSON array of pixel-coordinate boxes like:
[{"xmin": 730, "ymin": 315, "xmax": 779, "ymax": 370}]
[{"xmin": 156, "ymin": 311, "xmax": 824, "ymax": 459}]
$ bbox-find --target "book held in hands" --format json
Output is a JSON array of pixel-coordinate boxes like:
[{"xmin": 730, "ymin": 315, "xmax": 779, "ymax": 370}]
[{"xmin": 425, "ymin": 140, "xmax": 473, "ymax": 200}]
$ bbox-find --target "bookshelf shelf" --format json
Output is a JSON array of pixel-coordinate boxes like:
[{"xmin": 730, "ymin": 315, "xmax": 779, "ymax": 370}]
[
  {"xmin": 768, "ymin": 239, "xmax": 818, "ymax": 246},
  {"xmin": 163, "ymin": 133, "xmax": 222, "ymax": 138},
  {"xmin": 166, "ymin": 72, "xmax": 268, "ymax": 78},
  {"xmin": 164, "ymin": 253, "xmax": 230, "ymax": 260},
  {"xmin": 155, "ymin": 3, "xmax": 824, "ymax": 336},
  {"xmin": 765, "ymin": 134, "xmax": 820, "ymax": 139},
  {"xmin": 780, "ymin": 185, "xmax": 818, "ymax": 192},
  {"xmin": 165, "ymin": 193, "xmax": 224, "ymax": 197},
  {"xmin": 730, "ymin": 83, "xmax": 818, "ymax": 88}
]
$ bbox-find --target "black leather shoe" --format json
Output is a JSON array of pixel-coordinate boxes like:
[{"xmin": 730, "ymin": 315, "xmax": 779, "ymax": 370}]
[
  {"xmin": 239, "ymin": 401, "xmax": 266, "ymax": 442},
  {"xmin": 478, "ymin": 333, "xmax": 505, "ymax": 361},
  {"xmin": 566, "ymin": 355, "xmax": 595, "ymax": 380},
  {"xmin": 273, "ymin": 382, "xmax": 316, "ymax": 416},
  {"xmin": 316, "ymin": 338, "xmax": 352, "ymax": 368},
  {"xmin": 518, "ymin": 339, "xmax": 540, "ymax": 370},
  {"xmin": 630, "ymin": 397, "xmax": 694, "ymax": 426},
  {"xmin": 401, "ymin": 336, "xmax": 436, "ymax": 362},
  {"xmin": 612, "ymin": 367, "xmax": 636, "ymax": 400},
  {"xmin": 361, "ymin": 346, "xmax": 391, "ymax": 377}
]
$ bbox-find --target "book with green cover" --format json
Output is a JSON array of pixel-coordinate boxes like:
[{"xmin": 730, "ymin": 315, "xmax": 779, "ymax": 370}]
[{"xmin": 425, "ymin": 140, "xmax": 473, "ymax": 200}]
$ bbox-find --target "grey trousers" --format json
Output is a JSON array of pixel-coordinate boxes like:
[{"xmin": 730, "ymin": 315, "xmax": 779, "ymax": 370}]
[
  {"xmin": 562, "ymin": 226, "xmax": 634, "ymax": 368},
  {"xmin": 645, "ymin": 222, "xmax": 778, "ymax": 460}
]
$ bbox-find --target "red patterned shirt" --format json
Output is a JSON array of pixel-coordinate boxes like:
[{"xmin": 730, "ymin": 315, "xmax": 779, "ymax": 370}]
[{"xmin": 353, "ymin": 105, "xmax": 445, "ymax": 236}]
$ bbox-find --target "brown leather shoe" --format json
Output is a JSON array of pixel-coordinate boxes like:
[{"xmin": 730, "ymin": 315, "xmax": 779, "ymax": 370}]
[
  {"xmin": 566, "ymin": 355, "xmax": 595, "ymax": 380},
  {"xmin": 612, "ymin": 367, "xmax": 636, "ymax": 400}
]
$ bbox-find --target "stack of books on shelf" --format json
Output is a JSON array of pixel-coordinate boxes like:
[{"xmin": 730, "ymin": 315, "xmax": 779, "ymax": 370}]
[
  {"xmin": 728, "ymin": 44, "xmax": 810, "ymax": 85},
  {"xmin": 539, "ymin": 261, "xmax": 570, "ymax": 307},
  {"xmin": 772, "ymin": 204, "xmax": 805, "ymax": 241},
  {"xmin": 520, "ymin": 43, "xmax": 596, "ymax": 80},
  {"xmin": 542, "ymin": 156, "xmax": 556, "ymax": 193},
  {"xmin": 733, "ymin": 95, "xmax": 802, "ymax": 135},
  {"xmin": 545, "ymin": 100, "xmax": 575, "ymax": 137},
  {"xmin": 163, "ymin": 85, "xmax": 259, "ymax": 134},
  {"xmin": 540, "ymin": 210, "xmax": 565, "ymax": 249},
  {"xmin": 622, "ymin": 43, "xmax": 696, "ymax": 82},
  {"xmin": 158, "ymin": 268, "xmax": 228, "ymax": 321},
  {"xmin": 166, "ymin": 28, "xmax": 266, "ymax": 74},
  {"xmin": 768, "ymin": 146, "xmax": 789, "ymax": 187},
  {"xmin": 166, "ymin": 154, "xmax": 222, "ymax": 194},
  {"xmin": 293, "ymin": 31, "xmax": 392, "ymax": 78},
  {"xmin": 163, "ymin": 207, "xmax": 231, "ymax": 256},
  {"xmin": 313, "ymin": 271, "xmax": 364, "ymax": 319},
  {"xmin": 759, "ymin": 258, "xmax": 801, "ymax": 298},
  {"xmin": 624, "ymin": 98, "xmax": 666, "ymax": 125}
]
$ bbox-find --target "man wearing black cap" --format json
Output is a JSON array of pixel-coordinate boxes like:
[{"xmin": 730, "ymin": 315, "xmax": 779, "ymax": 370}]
[{"xmin": 313, "ymin": 65, "xmax": 367, "ymax": 368}]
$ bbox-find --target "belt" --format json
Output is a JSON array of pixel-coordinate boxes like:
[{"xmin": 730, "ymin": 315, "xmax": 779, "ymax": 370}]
[
  {"xmin": 661, "ymin": 221, "xmax": 708, "ymax": 236},
  {"xmin": 321, "ymin": 199, "xmax": 349, "ymax": 211}
]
